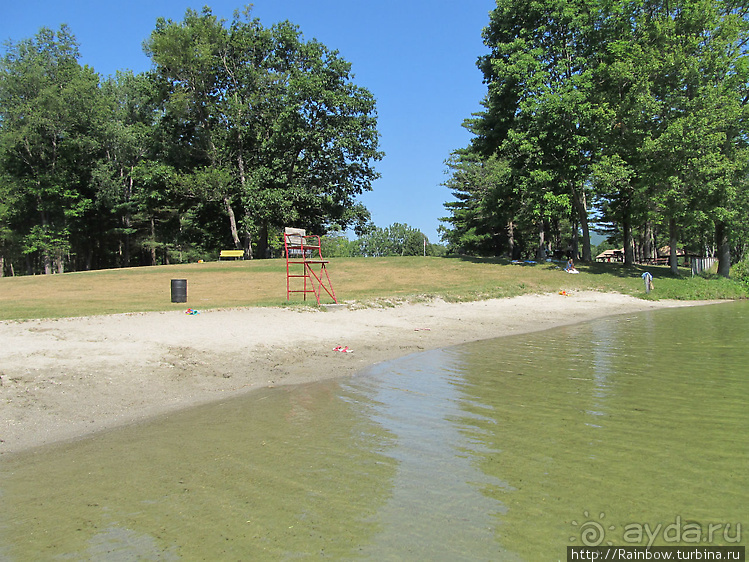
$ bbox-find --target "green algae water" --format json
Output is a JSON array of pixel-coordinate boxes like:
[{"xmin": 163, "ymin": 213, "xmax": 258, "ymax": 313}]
[{"xmin": 0, "ymin": 301, "xmax": 747, "ymax": 560}]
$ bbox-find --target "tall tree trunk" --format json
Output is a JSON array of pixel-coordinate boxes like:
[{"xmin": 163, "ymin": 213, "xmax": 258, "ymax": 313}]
[
  {"xmin": 35, "ymin": 192, "xmax": 53, "ymax": 275},
  {"xmin": 224, "ymin": 196, "xmax": 241, "ymax": 249},
  {"xmin": 571, "ymin": 185, "xmax": 592, "ymax": 262},
  {"xmin": 535, "ymin": 219, "xmax": 546, "ymax": 261},
  {"xmin": 237, "ymin": 152, "xmax": 246, "ymax": 188},
  {"xmin": 123, "ymin": 173, "xmax": 133, "ymax": 267},
  {"xmin": 571, "ymin": 217, "xmax": 579, "ymax": 261},
  {"xmin": 43, "ymin": 250, "xmax": 52, "ymax": 275},
  {"xmin": 716, "ymin": 221, "xmax": 731, "ymax": 278},
  {"xmin": 243, "ymin": 212, "xmax": 254, "ymax": 260},
  {"xmin": 506, "ymin": 220, "xmax": 515, "ymax": 259},
  {"xmin": 257, "ymin": 221, "xmax": 269, "ymax": 259},
  {"xmin": 150, "ymin": 217, "xmax": 157, "ymax": 266},
  {"xmin": 623, "ymin": 212, "xmax": 635, "ymax": 266},
  {"xmin": 40, "ymin": 223, "xmax": 52, "ymax": 275},
  {"xmin": 236, "ymin": 152, "xmax": 253, "ymax": 260},
  {"xmin": 0, "ymin": 255, "xmax": 4, "ymax": 277},
  {"xmin": 552, "ymin": 218, "xmax": 561, "ymax": 251},
  {"xmin": 122, "ymin": 216, "xmax": 131, "ymax": 267},
  {"xmin": 643, "ymin": 221, "xmax": 655, "ymax": 263},
  {"xmin": 669, "ymin": 217, "xmax": 679, "ymax": 275}
]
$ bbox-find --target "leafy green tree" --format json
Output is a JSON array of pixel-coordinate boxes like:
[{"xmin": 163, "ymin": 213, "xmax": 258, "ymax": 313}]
[
  {"xmin": 474, "ymin": 0, "xmax": 608, "ymax": 262},
  {"xmin": 447, "ymin": 0, "xmax": 749, "ymax": 276},
  {"xmin": 0, "ymin": 172, "xmax": 22, "ymax": 275},
  {"xmin": 0, "ymin": 26, "xmax": 104, "ymax": 273},
  {"xmin": 93, "ymin": 70, "xmax": 165, "ymax": 267},
  {"xmin": 144, "ymin": 8, "xmax": 240, "ymax": 254},
  {"xmin": 358, "ymin": 223, "xmax": 431, "ymax": 257},
  {"xmin": 242, "ymin": 18, "xmax": 381, "ymax": 255},
  {"xmin": 595, "ymin": 0, "xmax": 749, "ymax": 274},
  {"xmin": 145, "ymin": 7, "xmax": 382, "ymax": 259},
  {"xmin": 321, "ymin": 231, "xmax": 360, "ymax": 257},
  {"xmin": 129, "ymin": 161, "xmax": 182, "ymax": 265},
  {"xmin": 441, "ymin": 150, "xmax": 516, "ymax": 256}
]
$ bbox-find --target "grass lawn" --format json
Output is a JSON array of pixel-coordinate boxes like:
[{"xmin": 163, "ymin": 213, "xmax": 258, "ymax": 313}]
[{"xmin": 0, "ymin": 256, "xmax": 745, "ymax": 321}]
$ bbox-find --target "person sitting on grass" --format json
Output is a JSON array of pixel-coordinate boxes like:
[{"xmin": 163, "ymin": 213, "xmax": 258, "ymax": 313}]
[{"xmin": 565, "ymin": 259, "xmax": 579, "ymax": 274}]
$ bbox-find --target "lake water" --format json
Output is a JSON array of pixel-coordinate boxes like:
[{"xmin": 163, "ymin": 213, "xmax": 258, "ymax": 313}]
[{"xmin": 1, "ymin": 301, "xmax": 747, "ymax": 560}]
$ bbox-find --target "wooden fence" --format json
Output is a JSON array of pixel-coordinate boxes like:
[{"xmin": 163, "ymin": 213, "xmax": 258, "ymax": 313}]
[{"xmin": 691, "ymin": 257, "xmax": 717, "ymax": 276}]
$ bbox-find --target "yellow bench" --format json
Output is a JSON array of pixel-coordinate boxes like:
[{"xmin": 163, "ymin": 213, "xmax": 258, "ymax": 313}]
[{"xmin": 219, "ymin": 249, "xmax": 244, "ymax": 260}]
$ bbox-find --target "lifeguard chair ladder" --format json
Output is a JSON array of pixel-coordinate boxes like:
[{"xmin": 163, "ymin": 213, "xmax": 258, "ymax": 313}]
[{"xmin": 284, "ymin": 227, "xmax": 337, "ymax": 304}]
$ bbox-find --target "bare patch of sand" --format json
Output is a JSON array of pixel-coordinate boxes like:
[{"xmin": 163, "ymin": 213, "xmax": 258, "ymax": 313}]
[{"xmin": 0, "ymin": 292, "xmax": 715, "ymax": 454}]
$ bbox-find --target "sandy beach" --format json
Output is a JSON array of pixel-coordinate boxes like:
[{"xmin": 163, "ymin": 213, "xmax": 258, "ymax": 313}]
[{"xmin": 0, "ymin": 292, "xmax": 711, "ymax": 455}]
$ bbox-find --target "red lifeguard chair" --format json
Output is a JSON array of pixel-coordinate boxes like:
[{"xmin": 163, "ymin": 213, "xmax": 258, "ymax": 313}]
[{"xmin": 284, "ymin": 227, "xmax": 337, "ymax": 304}]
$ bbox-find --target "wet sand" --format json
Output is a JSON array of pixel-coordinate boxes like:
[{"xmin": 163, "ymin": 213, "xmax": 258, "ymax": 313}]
[{"xmin": 0, "ymin": 292, "xmax": 712, "ymax": 454}]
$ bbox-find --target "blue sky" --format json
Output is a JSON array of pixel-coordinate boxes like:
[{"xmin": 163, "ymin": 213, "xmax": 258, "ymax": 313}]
[{"xmin": 2, "ymin": 0, "xmax": 495, "ymax": 243}]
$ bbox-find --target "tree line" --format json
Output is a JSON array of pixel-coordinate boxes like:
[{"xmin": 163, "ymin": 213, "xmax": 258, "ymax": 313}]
[
  {"xmin": 321, "ymin": 223, "xmax": 445, "ymax": 258},
  {"xmin": 0, "ymin": 6, "xmax": 382, "ymax": 276},
  {"xmin": 440, "ymin": 0, "xmax": 749, "ymax": 276}
]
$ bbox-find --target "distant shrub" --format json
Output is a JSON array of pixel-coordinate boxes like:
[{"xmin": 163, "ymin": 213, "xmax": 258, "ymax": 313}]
[{"xmin": 732, "ymin": 258, "xmax": 749, "ymax": 288}]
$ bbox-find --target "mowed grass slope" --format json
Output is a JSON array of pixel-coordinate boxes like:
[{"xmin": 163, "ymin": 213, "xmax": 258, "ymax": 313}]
[{"xmin": 0, "ymin": 256, "xmax": 745, "ymax": 321}]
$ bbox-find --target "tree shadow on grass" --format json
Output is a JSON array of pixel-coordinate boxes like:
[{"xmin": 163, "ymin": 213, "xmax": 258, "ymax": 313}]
[
  {"xmin": 441, "ymin": 254, "xmax": 696, "ymax": 281},
  {"xmin": 577, "ymin": 262, "xmax": 687, "ymax": 280},
  {"xmin": 442, "ymin": 254, "xmax": 511, "ymax": 266}
]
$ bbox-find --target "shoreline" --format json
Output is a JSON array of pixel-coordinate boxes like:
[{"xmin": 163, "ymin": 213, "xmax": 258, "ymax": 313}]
[{"xmin": 0, "ymin": 291, "xmax": 719, "ymax": 455}]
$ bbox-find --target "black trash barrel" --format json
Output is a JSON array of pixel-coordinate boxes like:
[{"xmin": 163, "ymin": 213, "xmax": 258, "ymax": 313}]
[{"xmin": 171, "ymin": 279, "xmax": 187, "ymax": 303}]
